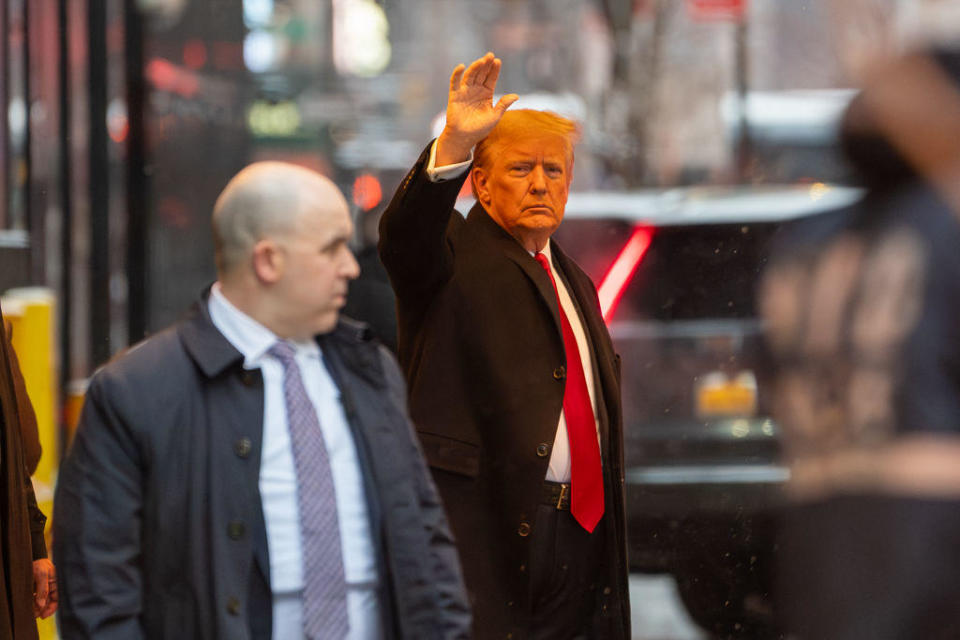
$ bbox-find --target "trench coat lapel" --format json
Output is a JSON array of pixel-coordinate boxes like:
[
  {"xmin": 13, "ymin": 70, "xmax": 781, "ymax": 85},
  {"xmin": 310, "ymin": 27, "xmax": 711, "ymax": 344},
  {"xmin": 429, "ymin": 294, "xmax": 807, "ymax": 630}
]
[{"xmin": 465, "ymin": 203, "xmax": 563, "ymax": 337}]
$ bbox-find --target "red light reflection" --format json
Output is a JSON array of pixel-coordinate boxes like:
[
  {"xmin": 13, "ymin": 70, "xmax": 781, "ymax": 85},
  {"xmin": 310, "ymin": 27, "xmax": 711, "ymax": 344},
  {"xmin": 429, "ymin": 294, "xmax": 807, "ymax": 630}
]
[{"xmin": 597, "ymin": 226, "xmax": 653, "ymax": 323}]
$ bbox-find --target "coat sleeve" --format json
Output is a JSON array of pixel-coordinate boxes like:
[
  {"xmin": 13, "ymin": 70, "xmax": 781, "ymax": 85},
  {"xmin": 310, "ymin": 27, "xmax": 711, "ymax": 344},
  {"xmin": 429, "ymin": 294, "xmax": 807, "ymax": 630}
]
[
  {"xmin": 377, "ymin": 141, "xmax": 471, "ymax": 304},
  {"xmin": 26, "ymin": 476, "xmax": 47, "ymax": 560},
  {"xmin": 53, "ymin": 371, "xmax": 146, "ymax": 640},
  {"xmin": 380, "ymin": 347, "xmax": 473, "ymax": 639}
]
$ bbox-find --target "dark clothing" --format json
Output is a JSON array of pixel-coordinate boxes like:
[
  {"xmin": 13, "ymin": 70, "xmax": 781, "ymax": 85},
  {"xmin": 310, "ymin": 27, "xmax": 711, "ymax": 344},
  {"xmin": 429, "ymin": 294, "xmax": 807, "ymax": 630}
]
[
  {"xmin": 4, "ymin": 319, "xmax": 40, "ymax": 474},
  {"xmin": 768, "ymin": 184, "xmax": 960, "ymax": 639},
  {"xmin": 379, "ymin": 143, "xmax": 630, "ymax": 639},
  {"xmin": 0, "ymin": 302, "xmax": 46, "ymax": 640},
  {"xmin": 765, "ymin": 49, "xmax": 960, "ymax": 637},
  {"xmin": 528, "ymin": 505, "xmax": 607, "ymax": 640},
  {"xmin": 343, "ymin": 245, "xmax": 398, "ymax": 352},
  {"xmin": 53, "ymin": 295, "xmax": 471, "ymax": 639},
  {"xmin": 780, "ymin": 495, "xmax": 960, "ymax": 640}
]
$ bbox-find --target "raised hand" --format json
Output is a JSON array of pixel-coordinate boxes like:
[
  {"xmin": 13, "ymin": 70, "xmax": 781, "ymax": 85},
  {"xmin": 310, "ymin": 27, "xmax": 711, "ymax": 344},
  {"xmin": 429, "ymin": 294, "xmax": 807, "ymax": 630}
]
[{"xmin": 436, "ymin": 52, "xmax": 519, "ymax": 166}]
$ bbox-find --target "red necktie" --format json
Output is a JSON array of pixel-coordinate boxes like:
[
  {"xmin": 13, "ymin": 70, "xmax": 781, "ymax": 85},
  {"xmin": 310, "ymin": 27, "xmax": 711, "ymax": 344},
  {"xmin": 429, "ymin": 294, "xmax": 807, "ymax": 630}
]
[{"xmin": 535, "ymin": 252, "xmax": 604, "ymax": 533}]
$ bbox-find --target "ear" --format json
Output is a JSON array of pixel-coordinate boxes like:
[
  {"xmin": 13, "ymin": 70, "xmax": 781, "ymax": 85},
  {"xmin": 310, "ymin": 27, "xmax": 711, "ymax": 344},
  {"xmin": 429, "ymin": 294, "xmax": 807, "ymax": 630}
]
[
  {"xmin": 251, "ymin": 239, "xmax": 285, "ymax": 284},
  {"xmin": 472, "ymin": 167, "xmax": 492, "ymax": 208}
]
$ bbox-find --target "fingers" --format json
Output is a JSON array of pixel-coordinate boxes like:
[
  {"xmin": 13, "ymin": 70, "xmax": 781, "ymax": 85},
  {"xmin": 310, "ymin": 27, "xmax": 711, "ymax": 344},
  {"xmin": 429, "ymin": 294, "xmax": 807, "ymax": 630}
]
[
  {"xmin": 462, "ymin": 52, "xmax": 495, "ymax": 87},
  {"xmin": 452, "ymin": 52, "xmax": 505, "ymax": 92},
  {"xmin": 32, "ymin": 559, "xmax": 55, "ymax": 618},
  {"xmin": 33, "ymin": 575, "xmax": 48, "ymax": 615},
  {"xmin": 494, "ymin": 93, "xmax": 520, "ymax": 115},
  {"xmin": 481, "ymin": 56, "xmax": 501, "ymax": 90},
  {"xmin": 448, "ymin": 64, "xmax": 465, "ymax": 93},
  {"xmin": 39, "ymin": 585, "xmax": 58, "ymax": 619}
]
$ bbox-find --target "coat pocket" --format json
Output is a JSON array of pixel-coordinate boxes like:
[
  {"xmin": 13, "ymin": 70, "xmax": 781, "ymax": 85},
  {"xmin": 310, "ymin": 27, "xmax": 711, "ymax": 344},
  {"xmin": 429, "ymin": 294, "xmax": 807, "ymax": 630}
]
[{"xmin": 417, "ymin": 432, "xmax": 480, "ymax": 478}]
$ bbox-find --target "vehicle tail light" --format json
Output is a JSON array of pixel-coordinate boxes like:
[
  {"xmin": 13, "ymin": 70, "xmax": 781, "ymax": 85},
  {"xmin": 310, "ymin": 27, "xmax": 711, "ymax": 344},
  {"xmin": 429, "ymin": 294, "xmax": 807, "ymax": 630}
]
[{"xmin": 598, "ymin": 226, "xmax": 654, "ymax": 323}]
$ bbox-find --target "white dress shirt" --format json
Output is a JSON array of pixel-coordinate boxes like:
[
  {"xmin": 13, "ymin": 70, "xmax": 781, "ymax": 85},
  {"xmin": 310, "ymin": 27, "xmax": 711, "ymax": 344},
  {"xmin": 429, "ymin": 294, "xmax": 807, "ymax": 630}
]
[
  {"xmin": 208, "ymin": 284, "xmax": 381, "ymax": 640},
  {"xmin": 426, "ymin": 143, "xmax": 602, "ymax": 482}
]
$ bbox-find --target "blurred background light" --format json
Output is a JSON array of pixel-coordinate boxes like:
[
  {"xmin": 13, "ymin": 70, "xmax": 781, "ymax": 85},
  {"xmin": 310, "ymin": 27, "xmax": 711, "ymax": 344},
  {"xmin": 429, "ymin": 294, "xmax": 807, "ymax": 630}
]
[
  {"xmin": 182, "ymin": 39, "xmax": 208, "ymax": 70},
  {"xmin": 352, "ymin": 173, "xmax": 383, "ymax": 211},
  {"xmin": 243, "ymin": 0, "xmax": 275, "ymax": 29},
  {"xmin": 333, "ymin": 0, "xmax": 391, "ymax": 78},
  {"xmin": 136, "ymin": 0, "xmax": 188, "ymax": 26},
  {"xmin": 107, "ymin": 98, "xmax": 129, "ymax": 144},
  {"xmin": 244, "ymin": 28, "xmax": 286, "ymax": 73},
  {"xmin": 248, "ymin": 100, "xmax": 301, "ymax": 137},
  {"xmin": 7, "ymin": 97, "xmax": 26, "ymax": 145}
]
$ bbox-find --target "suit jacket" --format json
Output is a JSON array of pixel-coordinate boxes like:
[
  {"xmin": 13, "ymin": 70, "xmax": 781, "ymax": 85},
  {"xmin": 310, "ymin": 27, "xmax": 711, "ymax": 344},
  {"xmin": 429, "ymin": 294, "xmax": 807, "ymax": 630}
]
[
  {"xmin": 379, "ymin": 143, "xmax": 630, "ymax": 639},
  {"xmin": 53, "ymin": 294, "xmax": 471, "ymax": 639}
]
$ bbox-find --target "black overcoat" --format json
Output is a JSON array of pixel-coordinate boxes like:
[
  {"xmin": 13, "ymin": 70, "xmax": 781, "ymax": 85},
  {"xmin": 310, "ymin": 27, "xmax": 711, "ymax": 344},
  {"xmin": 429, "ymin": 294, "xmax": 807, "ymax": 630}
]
[
  {"xmin": 379, "ymin": 144, "xmax": 630, "ymax": 639},
  {"xmin": 53, "ymin": 296, "xmax": 471, "ymax": 639}
]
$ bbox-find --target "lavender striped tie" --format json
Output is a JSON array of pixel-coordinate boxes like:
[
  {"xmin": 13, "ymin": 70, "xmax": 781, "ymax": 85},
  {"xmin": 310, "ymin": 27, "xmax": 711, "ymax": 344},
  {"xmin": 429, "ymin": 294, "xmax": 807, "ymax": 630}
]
[{"xmin": 268, "ymin": 341, "xmax": 349, "ymax": 639}]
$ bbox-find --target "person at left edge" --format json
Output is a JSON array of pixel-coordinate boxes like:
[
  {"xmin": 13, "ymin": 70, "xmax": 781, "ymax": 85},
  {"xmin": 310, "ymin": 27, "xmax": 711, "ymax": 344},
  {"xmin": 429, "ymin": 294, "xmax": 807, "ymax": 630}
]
[
  {"xmin": 53, "ymin": 162, "xmax": 472, "ymax": 639},
  {"xmin": 0, "ymin": 300, "xmax": 58, "ymax": 640}
]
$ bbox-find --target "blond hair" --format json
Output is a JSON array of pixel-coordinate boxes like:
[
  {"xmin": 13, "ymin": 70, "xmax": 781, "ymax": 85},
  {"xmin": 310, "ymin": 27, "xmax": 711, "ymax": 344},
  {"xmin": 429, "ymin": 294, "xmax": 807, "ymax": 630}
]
[{"xmin": 471, "ymin": 109, "xmax": 580, "ymax": 197}]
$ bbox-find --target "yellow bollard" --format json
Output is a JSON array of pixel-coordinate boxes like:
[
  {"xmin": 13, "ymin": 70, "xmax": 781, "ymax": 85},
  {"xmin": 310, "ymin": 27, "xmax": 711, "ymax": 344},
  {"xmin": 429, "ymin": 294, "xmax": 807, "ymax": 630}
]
[{"xmin": 2, "ymin": 287, "xmax": 59, "ymax": 639}]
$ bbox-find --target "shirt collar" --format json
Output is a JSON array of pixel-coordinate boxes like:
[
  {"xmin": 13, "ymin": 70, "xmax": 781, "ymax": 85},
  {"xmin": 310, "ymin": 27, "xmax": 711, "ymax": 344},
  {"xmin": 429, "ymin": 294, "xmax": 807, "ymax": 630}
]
[
  {"xmin": 529, "ymin": 240, "xmax": 554, "ymax": 262},
  {"xmin": 208, "ymin": 283, "xmax": 320, "ymax": 367}
]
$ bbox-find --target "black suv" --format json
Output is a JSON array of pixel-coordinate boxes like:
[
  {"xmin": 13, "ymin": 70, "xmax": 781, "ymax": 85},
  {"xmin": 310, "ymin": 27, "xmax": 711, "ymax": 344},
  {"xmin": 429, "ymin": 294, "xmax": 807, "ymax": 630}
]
[{"xmin": 552, "ymin": 184, "xmax": 862, "ymax": 637}]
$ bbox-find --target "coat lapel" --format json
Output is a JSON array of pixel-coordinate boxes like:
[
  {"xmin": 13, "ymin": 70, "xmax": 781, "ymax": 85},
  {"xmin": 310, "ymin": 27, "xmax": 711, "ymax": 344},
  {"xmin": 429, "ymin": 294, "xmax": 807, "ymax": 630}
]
[
  {"xmin": 177, "ymin": 294, "xmax": 272, "ymax": 588},
  {"xmin": 464, "ymin": 203, "xmax": 563, "ymax": 337}
]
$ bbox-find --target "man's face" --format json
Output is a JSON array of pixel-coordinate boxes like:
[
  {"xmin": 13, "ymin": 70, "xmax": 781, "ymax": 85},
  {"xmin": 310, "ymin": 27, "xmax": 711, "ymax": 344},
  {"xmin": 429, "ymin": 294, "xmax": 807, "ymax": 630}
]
[
  {"xmin": 474, "ymin": 133, "xmax": 572, "ymax": 251},
  {"xmin": 273, "ymin": 197, "xmax": 360, "ymax": 339}
]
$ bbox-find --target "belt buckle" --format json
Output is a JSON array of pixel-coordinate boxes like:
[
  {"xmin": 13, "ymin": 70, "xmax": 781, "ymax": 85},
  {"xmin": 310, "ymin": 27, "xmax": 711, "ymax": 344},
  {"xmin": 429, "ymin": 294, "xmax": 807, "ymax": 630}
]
[{"xmin": 556, "ymin": 483, "xmax": 569, "ymax": 510}]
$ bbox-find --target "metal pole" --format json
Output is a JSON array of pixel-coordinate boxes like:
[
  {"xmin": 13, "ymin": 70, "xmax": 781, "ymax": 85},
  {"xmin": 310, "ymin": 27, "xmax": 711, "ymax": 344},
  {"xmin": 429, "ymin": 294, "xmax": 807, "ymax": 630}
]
[
  {"xmin": 22, "ymin": 0, "xmax": 34, "ymax": 272},
  {"xmin": 124, "ymin": 0, "xmax": 147, "ymax": 342},
  {"xmin": 57, "ymin": 0, "xmax": 72, "ymax": 394},
  {"xmin": 89, "ymin": 0, "xmax": 110, "ymax": 366},
  {"xmin": 735, "ymin": 13, "xmax": 751, "ymax": 183},
  {"xmin": 1, "ymin": 0, "xmax": 10, "ymax": 219}
]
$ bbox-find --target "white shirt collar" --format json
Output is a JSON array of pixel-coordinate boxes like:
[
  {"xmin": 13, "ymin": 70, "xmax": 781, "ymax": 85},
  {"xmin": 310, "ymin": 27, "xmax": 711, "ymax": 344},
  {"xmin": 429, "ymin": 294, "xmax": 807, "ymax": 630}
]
[
  {"xmin": 529, "ymin": 240, "xmax": 554, "ymax": 262},
  {"xmin": 208, "ymin": 283, "xmax": 320, "ymax": 367}
]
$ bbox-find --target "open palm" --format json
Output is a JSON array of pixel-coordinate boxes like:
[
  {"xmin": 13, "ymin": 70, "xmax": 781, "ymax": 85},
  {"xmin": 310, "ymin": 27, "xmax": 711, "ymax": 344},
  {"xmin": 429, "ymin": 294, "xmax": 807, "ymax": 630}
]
[{"xmin": 444, "ymin": 52, "xmax": 518, "ymax": 148}]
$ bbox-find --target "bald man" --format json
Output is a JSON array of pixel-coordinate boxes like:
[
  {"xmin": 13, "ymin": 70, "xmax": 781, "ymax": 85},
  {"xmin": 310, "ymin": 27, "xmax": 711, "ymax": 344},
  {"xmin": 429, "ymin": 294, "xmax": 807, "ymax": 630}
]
[{"xmin": 54, "ymin": 163, "xmax": 471, "ymax": 640}]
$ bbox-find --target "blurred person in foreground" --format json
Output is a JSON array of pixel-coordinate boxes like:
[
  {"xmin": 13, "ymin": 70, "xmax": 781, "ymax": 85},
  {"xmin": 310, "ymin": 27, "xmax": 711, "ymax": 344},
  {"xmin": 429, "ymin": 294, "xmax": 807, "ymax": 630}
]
[
  {"xmin": 54, "ymin": 162, "xmax": 470, "ymax": 639},
  {"xmin": 379, "ymin": 53, "xmax": 629, "ymax": 639},
  {"xmin": 761, "ymin": 45, "xmax": 960, "ymax": 639},
  {"xmin": 0, "ymin": 303, "xmax": 57, "ymax": 639}
]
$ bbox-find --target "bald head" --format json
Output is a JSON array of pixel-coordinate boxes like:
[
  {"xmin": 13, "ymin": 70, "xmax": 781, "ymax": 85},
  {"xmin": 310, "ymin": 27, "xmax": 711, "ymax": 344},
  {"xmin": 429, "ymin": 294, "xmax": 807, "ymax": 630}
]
[
  {"xmin": 212, "ymin": 162, "xmax": 350, "ymax": 277},
  {"xmin": 212, "ymin": 161, "xmax": 359, "ymax": 339}
]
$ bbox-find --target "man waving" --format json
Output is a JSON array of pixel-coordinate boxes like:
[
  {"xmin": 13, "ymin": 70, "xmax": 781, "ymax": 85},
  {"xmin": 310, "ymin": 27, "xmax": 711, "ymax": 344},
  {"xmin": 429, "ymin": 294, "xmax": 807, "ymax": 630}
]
[{"xmin": 379, "ymin": 53, "xmax": 630, "ymax": 640}]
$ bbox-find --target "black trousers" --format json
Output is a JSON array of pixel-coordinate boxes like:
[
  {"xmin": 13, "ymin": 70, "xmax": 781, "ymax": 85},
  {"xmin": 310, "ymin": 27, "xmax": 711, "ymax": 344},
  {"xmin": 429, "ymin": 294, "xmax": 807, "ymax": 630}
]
[{"xmin": 528, "ymin": 503, "xmax": 607, "ymax": 640}]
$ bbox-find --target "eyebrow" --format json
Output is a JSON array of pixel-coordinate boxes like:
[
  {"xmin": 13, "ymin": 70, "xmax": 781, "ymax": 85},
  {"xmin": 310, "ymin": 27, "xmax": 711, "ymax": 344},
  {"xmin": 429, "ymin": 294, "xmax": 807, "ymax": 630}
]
[{"xmin": 323, "ymin": 233, "xmax": 350, "ymax": 248}]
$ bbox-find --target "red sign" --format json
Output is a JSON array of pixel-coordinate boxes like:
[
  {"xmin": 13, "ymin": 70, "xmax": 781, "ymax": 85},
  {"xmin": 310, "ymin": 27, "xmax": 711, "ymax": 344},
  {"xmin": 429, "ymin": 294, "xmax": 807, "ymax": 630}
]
[{"xmin": 687, "ymin": 0, "xmax": 747, "ymax": 21}]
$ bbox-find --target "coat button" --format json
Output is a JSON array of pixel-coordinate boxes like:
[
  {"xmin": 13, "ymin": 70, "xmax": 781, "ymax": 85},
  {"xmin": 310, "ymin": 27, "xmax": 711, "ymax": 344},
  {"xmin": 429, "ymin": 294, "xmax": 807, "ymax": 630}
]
[
  {"xmin": 553, "ymin": 366, "xmax": 565, "ymax": 380},
  {"xmin": 536, "ymin": 443, "xmax": 550, "ymax": 458},
  {"xmin": 227, "ymin": 521, "xmax": 246, "ymax": 540},
  {"xmin": 239, "ymin": 371, "xmax": 257, "ymax": 387},
  {"xmin": 226, "ymin": 596, "xmax": 241, "ymax": 615},
  {"xmin": 234, "ymin": 437, "xmax": 252, "ymax": 459},
  {"xmin": 517, "ymin": 522, "xmax": 531, "ymax": 537}
]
